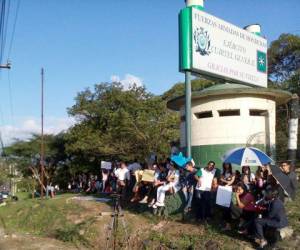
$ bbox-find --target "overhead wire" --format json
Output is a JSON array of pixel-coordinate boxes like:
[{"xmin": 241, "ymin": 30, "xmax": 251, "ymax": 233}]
[
  {"xmin": 3, "ymin": 0, "xmax": 10, "ymax": 58},
  {"xmin": 7, "ymin": 70, "xmax": 14, "ymax": 125},
  {"xmin": 7, "ymin": 0, "xmax": 20, "ymax": 60},
  {"xmin": 0, "ymin": 0, "xmax": 7, "ymax": 65}
]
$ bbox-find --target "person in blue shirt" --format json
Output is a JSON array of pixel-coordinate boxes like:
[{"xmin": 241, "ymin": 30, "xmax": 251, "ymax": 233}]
[{"xmin": 254, "ymin": 188, "xmax": 288, "ymax": 248}]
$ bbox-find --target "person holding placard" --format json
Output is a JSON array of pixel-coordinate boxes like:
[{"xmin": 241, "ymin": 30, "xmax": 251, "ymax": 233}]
[{"xmin": 222, "ymin": 182, "xmax": 256, "ymax": 233}]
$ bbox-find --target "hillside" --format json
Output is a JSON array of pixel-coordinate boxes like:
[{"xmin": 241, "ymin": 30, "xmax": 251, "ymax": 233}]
[{"xmin": 0, "ymin": 191, "xmax": 299, "ymax": 250}]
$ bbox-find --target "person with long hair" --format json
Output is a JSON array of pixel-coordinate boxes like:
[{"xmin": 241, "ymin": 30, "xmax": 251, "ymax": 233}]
[
  {"xmin": 152, "ymin": 162, "xmax": 181, "ymax": 208},
  {"xmin": 222, "ymin": 182, "xmax": 256, "ymax": 232},
  {"xmin": 241, "ymin": 166, "xmax": 255, "ymax": 190},
  {"xmin": 220, "ymin": 163, "xmax": 235, "ymax": 186}
]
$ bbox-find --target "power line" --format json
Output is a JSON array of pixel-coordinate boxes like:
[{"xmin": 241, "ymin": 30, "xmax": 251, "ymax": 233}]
[
  {"xmin": 7, "ymin": 70, "xmax": 14, "ymax": 125},
  {"xmin": 7, "ymin": 0, "xmax": 20, "ymax": 60},
  {"xmin": 0, "ymin": 0, "xmax": 7, "ymax": 64}
]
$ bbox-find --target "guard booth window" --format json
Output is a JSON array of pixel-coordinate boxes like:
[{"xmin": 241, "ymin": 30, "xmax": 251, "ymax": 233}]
[
  {"xmin": 249, "ymin": 109, "xmax": 268, "ymax": 116},
  {"xmin": 218, "ymin": 109, "xmax": 240, "ymax": 117},
  {"xmin": 194, "ymin": 111, "xmax": 213, "ymax": 119}
]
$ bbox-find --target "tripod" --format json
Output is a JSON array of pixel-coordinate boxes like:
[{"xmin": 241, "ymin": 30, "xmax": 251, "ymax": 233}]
[{"xmin": 105, "ymin": 193, "xmax": 129, "ymax": 250}]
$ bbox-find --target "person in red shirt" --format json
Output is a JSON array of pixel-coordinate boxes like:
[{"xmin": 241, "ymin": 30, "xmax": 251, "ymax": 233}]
[{"xmin": 222, "ymin": 182, "xmax": 256, "ymax": 232}]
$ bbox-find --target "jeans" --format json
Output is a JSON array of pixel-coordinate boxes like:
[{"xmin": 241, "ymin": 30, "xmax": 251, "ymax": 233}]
[
  {"xmin": 182, "ymin": 185, "xmax": 194, "ymax": 209},
  {"xmin": 156, "ymin": 183, "xmax": 172, "ymax": 206},
  {"xmin": 196, "ymin": 191, "xmax": 212, "ymax": 220},
  {"xmin": 255, "ymin": 218, "xmax": 283, "ymax": 239}
]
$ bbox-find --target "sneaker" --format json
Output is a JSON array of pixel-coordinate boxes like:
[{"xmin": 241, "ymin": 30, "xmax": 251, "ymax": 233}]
[
  {"xmin": 154, "ymin": 201, "xmax": 164, "ymax": 207},
  {"xmin": 237, "ymin": 229, "xmax": 248, "ymax": 235},
  {"xmin": 254, "ymin": 238, "xmax": 268, "ymax": 248},
  {"xmin": 139, "ymin": 196, "xmax": 148, "ymax": 204},
  {"xmin": 148, "ymin": 199, "xmax": 155, "ymax": 207},
  {"xmin": 260, "ymin": 239, "xmax": 267, "ymax": 248}
]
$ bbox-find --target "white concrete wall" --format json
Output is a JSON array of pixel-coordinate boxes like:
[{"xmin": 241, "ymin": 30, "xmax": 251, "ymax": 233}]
[{"xmin": 180, "ymin": 95, "xmax": 276, "ymax": 148}]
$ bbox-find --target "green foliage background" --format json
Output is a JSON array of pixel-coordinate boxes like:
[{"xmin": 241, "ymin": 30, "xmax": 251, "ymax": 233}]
[{"xmin": 2, "ymin": 33, "xmax": 300, "ymax": 187}]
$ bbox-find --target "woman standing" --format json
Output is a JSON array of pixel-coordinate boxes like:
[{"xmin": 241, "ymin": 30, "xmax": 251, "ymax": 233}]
[
  {"xmin": 220, "ymin": 163, "xmax": 235, "ymax": 186},
  {"xmin": 241, "ymin": 166, "xmax": 255, "ymax": 190}
]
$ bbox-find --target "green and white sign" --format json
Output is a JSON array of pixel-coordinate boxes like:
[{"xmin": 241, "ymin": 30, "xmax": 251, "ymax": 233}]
[{"xmin": 179, "ymin": 7, "xmax": 268, "ymax": 87}]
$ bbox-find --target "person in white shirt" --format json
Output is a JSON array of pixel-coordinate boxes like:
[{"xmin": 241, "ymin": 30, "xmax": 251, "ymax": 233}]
[
  {"xmin": 114, "ymin": 162, "xmax": 130, "ymax": 206},
  {"xmin": 153, "ymin": 163, "xmax": 181, "ymax": 208}
]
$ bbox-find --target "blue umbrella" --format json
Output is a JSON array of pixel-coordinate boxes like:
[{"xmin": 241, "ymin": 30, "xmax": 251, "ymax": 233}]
[{"xmin": 222, "ymin": 147, "xmax": 273, "ymax": 166}]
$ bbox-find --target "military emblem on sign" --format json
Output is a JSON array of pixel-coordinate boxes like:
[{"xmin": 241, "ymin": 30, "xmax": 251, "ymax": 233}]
[
  {"xmin": 194, "ymin": 27, "xmax": 211, "ymax": 56},
  {"xmin": 257, "ymin": 50, "xmax": 267, "ymax": 73}
]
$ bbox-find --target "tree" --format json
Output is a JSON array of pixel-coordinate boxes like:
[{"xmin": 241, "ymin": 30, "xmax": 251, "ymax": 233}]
[
  {"xmin": 162, "ymin": 78, "xmax": 213, "ymax": 101},
  {"xmin": 65, "ymin": 83, "xmax": 179, "ymax": 164},
  {"xmin": 268, "ymin": 33, "xmax": 300, "ymax": 85},
  {"xmin": 268, "ymin": 34, "xmax": 300, "ymax": 161},
  {"xmin": 5, "ymin": 133, "xmax": 70, "ymax": 187}
]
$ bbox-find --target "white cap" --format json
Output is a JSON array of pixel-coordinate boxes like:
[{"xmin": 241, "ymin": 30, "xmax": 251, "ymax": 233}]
[
  {"xmin": 244, "ymin": 24, "xmax": 261, "ymax": 35},
  {"xmin": 185, "ymin": 0, "xmax": 204, "ymax": 7}
]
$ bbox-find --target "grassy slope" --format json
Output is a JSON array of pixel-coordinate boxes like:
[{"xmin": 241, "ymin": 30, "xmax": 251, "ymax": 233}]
[
  {"xmin": 0, "ymin": 191, "xmax": 299, "ymax": 250},
  {"xmin": 0, "ymin": 193, "xmax": 98, "ymax": 247}
]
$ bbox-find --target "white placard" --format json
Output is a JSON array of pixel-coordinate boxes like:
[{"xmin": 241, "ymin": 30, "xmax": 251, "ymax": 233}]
[
  {"xmin": 216, "ymin": 186, "xmax": 232, "ymax": 208},
  {"xmin": 191, "ymin": 8, "xmax": 268, "ymax": 87},
  {"xmin": 101, "ymin": 161, "xmax": 112, "ymax": 170}
]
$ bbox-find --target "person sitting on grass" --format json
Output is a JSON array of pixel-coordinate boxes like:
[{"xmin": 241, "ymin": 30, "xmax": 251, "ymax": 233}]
[
  {"xmin": 147, "ymin": 163, "xmax": 168, "ymax": 207},
  {"xmin": 254, "ymin": 188, "xmax": 288, "ymax": 249},
  {"xmin": 222, "ymin": 182, "xmax": 256, "ymax": 232},
  {"xmin": 152, "ymin": 162, "xmax": 181, "ymax": 209}
]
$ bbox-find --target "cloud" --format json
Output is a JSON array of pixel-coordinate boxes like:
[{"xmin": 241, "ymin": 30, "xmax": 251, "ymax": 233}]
[
  {"xmin": 0, "ymin": 117, "xmax": 75, "ymax": 146},
  {"xmin": 110, "ymin": 73, "xmax": 143, "ymax": 90}
]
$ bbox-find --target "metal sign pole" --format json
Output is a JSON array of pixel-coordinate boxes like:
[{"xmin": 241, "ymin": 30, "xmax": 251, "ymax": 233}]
[
  {"xmin": 183, "ymin": 0, "xmax": 204, "ymax": 158},
  {"xmin": 185, "ymin": 71, "xmax": 192, "ymax": 158}
]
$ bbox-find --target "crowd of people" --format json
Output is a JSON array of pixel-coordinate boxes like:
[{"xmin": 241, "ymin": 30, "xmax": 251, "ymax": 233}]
[{"xmin": 68, "ymin": 156, "xmax": 297, "ymax": 249}]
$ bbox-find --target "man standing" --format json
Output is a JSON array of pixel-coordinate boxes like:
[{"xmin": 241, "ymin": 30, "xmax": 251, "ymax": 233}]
[
  {"xmin": 182, "ymin": 161, "xmax": 197, "ymax": 212},
  {"xmin": 280, "ymin": 161, "xmax": 298, "ymax": 200},
  {"xmin": 115, "ymin": 162, "xmax": 130, "ymax": 205},
  {"xmin": 195, "ymin": 161, "xmax": 220, "ymax": 222}
]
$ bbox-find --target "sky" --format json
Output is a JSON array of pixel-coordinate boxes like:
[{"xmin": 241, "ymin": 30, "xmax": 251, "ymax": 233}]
[{"xmin": 0, "ymin": 0, "xmax": 299, "ymax": 144}]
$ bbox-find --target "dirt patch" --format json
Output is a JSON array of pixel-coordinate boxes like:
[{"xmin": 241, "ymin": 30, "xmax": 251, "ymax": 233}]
[{"xmin": 0, "ymin": 234, "xmax": 77, "ymax": 250}]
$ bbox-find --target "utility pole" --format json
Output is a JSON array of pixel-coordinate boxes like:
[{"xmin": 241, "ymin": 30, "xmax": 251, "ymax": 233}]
[
  {"xmin": 40, "ymin": 68, "xmax": 45, "ymax": 198},
  {"xmin": 287, "ymin": 94, "xmax": 299, "ymax": 169}
]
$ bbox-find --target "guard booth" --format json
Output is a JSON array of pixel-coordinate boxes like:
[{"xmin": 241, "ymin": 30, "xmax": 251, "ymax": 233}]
[{"xmin": 167, "ymin": 83, "xmax": 292, "ymax": 167}]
